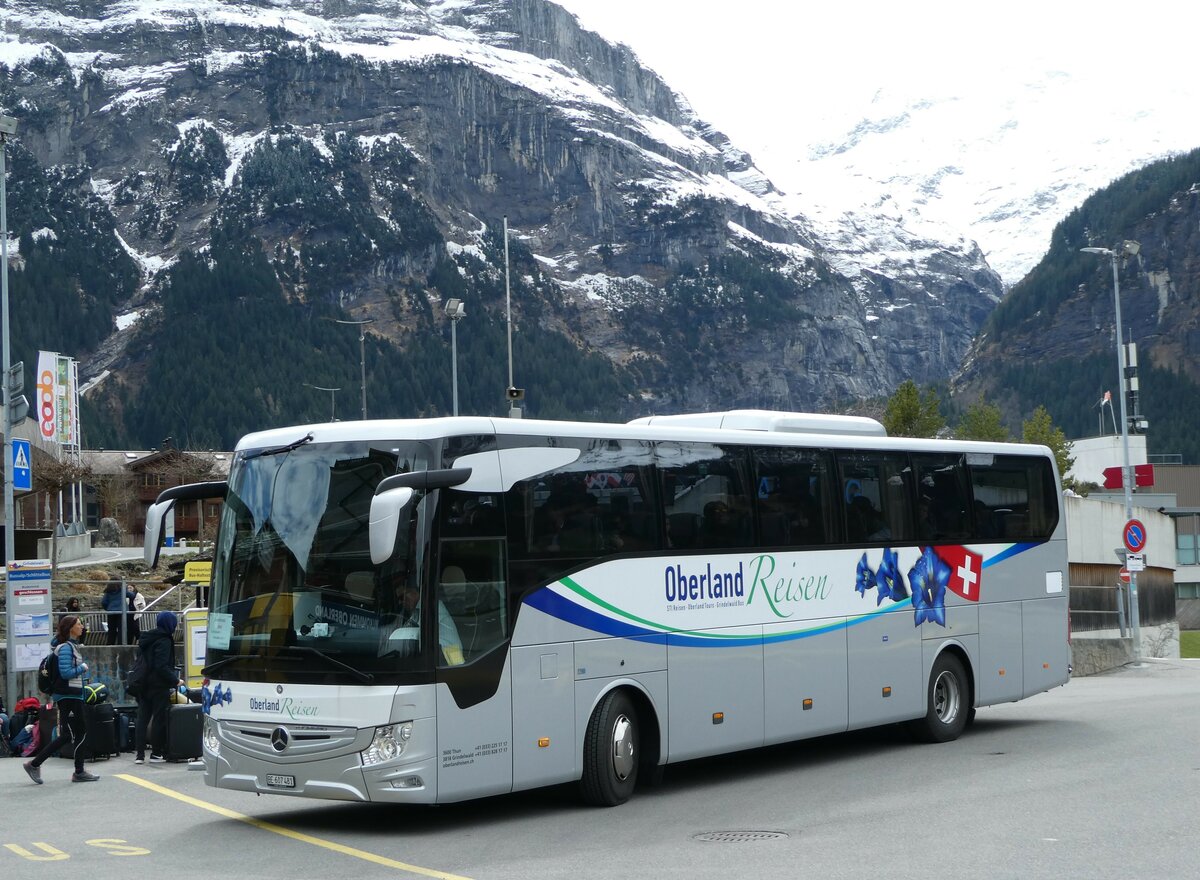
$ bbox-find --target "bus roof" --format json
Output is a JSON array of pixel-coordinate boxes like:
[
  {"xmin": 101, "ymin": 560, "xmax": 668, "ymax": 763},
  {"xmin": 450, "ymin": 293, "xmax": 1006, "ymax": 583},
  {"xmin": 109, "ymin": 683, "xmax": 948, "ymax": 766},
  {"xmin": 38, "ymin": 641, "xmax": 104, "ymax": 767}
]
[{"xmin": 234, "ymin": 412, "xmax": 1053, "ymax": 462}]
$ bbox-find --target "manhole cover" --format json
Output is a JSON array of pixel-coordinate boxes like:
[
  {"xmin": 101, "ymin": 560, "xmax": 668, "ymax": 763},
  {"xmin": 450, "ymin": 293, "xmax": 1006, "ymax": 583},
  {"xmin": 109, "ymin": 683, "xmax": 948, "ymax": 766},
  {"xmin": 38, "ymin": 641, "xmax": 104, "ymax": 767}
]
[{"xmin": 693, "ymin": 831, "xmax": 790, "ymax": 843}]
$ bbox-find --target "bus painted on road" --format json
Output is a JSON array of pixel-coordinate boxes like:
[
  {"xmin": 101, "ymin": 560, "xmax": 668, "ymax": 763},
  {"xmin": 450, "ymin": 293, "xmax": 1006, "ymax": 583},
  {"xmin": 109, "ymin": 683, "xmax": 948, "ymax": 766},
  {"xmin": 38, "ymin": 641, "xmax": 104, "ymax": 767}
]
[{"xmin": 145, "ymin": 410, "xmax": 1069, "ymax": 806}]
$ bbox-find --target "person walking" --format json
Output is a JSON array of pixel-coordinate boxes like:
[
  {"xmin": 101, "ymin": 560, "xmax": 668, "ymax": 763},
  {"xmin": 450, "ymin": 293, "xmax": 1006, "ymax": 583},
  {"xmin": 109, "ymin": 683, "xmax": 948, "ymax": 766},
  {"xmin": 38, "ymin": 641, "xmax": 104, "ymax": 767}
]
[
  {"xmin": 134, "ymin": 611, "xmax": 185, "ymax": 764},
  {"xmin": 23, "ymin": 615, "xmax": 100, "ymax": 784}
]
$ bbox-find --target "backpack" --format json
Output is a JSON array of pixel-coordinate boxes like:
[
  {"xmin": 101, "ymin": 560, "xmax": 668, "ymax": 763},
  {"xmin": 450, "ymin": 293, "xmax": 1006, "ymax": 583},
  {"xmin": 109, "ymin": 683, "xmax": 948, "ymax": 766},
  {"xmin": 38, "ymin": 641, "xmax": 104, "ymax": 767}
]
[
  {"xmin": 125, "ymin": 651, "xmax": 148, "ymax": 698},
  {"xmin": 36, "ymin": 648, "xmax": 60, "ymax": 695}
]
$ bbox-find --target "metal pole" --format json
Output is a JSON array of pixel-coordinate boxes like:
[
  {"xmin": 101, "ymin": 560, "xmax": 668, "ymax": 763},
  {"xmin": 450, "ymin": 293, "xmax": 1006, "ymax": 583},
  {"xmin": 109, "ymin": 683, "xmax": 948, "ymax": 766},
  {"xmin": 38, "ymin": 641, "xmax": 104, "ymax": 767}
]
[
  {"xmin": 1110, "ymin": 251, "xmax": 1142, "ymax": 659},
  {"xmin": 503, "ymin": 216, "xmax": 513, "ymax": 392},
  {"xmin": 1, "ymin": 128, "xmax": 15, "ymax": 706},
  {"xmin": 450, "ymin": 317, "xmax": 459, "ymax": 417},
  {"xmin": 358, "ymin": 326, "xmax": 367, "ymax": 420}
]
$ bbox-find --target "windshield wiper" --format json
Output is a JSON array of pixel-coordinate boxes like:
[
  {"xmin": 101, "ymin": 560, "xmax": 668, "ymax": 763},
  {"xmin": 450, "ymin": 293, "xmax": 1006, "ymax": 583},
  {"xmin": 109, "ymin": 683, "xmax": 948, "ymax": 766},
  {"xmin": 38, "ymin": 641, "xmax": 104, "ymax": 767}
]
[
  {"xmin": 280, "ymin": 646, "xmax": 375, "ymax": 683},
  {"xmin": 202, "ymin": 654, "xmax": 261, "ymax": 676},
  {"xmin": 243, "ymin": 432, "xmax": 314, "ymax": 461}
]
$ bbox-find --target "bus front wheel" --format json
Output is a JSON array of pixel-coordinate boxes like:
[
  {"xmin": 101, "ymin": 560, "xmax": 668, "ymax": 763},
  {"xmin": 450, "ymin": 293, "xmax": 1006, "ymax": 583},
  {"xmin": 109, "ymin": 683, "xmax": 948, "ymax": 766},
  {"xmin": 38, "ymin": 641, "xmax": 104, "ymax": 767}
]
[
  {"xmin": 580, "ymin": 689, "xmax": 639, "ymax": 806},
  {"xmin": 909, "ymin": 653, "xmax": 970, "ymax": 743}
]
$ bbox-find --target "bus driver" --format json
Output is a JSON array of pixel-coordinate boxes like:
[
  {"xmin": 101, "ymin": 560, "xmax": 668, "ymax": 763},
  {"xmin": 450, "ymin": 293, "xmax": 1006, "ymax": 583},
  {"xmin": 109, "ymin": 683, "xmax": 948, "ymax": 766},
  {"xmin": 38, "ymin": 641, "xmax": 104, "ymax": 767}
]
[{"xmin": 392, "ymin": 581, "xmax": 464, "ymax": 665}]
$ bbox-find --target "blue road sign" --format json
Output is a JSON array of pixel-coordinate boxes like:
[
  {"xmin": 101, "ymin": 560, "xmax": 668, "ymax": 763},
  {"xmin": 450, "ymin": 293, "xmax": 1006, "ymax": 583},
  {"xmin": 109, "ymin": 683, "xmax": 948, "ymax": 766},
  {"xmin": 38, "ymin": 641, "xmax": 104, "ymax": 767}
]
[
  {"xmin": 11, "ymin": 438, "xmax": 31, "ymax": 492},
  {"xmin": 1123, "ymin": 518, "xmax": 1147, "ymax": 554}
]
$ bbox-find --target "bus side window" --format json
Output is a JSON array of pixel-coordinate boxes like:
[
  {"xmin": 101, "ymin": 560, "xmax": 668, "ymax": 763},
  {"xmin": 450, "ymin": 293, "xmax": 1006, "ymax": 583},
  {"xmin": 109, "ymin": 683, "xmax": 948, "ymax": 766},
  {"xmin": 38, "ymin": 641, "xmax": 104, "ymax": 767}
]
[
  {"xmin": 752, "ymin": 446, "xmax": 834, "ymax": 547},
  {"xmin": 836, "ymin": 451, "xmax": 914, "ymax": 544},
  {"xmin": 436, "ymin": 541, "xmax": 508, "ymax": 665},
  {"xmin": 657, "ymin": 441, "xmax": 753, "ymax": 551},
  {"xmin": 968, "ymin": 455, "xmax": 1059, "ymax": 542}
]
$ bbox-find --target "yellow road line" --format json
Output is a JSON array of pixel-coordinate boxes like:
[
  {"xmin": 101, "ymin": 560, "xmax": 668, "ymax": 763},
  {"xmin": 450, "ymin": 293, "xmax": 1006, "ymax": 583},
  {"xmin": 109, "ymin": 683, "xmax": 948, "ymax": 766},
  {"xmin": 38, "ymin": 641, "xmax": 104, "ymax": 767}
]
[{"xmin": 116, "ymin": 774, "xmax": 472, "ymax": 880}]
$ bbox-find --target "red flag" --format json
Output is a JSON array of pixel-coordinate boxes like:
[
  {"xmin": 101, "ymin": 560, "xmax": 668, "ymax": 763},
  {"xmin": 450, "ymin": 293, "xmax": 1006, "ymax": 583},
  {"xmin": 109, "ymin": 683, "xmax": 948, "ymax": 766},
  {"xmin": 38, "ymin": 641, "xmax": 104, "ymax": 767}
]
[{"xmin": 933, "ymin": 545, "xmax": 983, "ymax": 602}]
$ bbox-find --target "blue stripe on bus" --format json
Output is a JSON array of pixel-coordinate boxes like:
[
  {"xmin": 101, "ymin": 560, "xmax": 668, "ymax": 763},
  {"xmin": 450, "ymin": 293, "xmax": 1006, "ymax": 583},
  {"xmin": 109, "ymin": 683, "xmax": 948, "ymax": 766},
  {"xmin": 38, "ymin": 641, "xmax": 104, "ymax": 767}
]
[
  {"xmin": 523, "ymin": 586, "xmax": 915, "ymax": 647},
  {"xmin": 983, "ymin": 543, "xmax": 1038, "ymax": 568}
]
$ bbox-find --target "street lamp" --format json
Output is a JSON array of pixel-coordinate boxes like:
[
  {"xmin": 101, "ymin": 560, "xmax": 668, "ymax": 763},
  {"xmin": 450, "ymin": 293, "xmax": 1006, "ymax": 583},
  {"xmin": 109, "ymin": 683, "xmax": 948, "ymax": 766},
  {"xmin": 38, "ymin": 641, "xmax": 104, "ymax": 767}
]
[
  {"xmin": 1082, "ymin": 239, "xmax": 1142, "ymax": 657},
  {"xmin": 304, "ymin": 383, "xmax": 340, "ymax": 421},
  {"xmin": 325, "ymin": 317, "xmax": 373, "ymax": 420},
  {"xmin": 2, "ymin": 113, "xmax": 18, "ymax": 711},
  {"xmin": 444, "ymin": 298, "xmax": 465, "ymax": 416}
]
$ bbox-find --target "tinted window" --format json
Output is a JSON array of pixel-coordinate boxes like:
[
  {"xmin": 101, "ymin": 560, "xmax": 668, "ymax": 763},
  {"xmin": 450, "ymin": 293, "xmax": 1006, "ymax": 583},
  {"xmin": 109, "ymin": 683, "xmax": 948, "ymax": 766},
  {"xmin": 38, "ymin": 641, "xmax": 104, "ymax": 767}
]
[
  {"xmin": 967, "ymin": 453, "xmax": 1059, "ymax": 541},
  {"xmin": 504, "ymin": 437, "xmax": 657, "ymax": 562},
  {"xmin": 912, "ymin": 453, "xmax": 972, "ymax": 542},
  {"xmin": 836, "ymin": 451, "xmax": 915, "ymax": 544},
  {"xmin": 753, "ymin": 446, "xmax": 836, "ymax": 546},
  {"xmin": 657, "ymin": 442, "xmax": 753, "ymax": 550}
]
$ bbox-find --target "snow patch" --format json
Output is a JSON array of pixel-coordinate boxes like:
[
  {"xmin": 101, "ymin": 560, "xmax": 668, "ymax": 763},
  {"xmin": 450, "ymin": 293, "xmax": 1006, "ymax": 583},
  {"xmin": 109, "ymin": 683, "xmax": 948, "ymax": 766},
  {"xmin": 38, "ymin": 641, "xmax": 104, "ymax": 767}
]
[
  {"xmin": 113, "ymin": 232, "xmax": 174, "ymax": 277},
  {"xmin": 115, "ymin": 310, "xmax": 144, "ymax": 331}
]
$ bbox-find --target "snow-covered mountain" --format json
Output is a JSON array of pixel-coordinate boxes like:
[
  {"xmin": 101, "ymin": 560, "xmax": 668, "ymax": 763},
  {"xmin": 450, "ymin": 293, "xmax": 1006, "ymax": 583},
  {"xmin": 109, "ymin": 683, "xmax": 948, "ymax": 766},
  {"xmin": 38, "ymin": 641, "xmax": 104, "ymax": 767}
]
[
  {"xmin": 781, "ymin": 73, "xmax": 1199, "ymax": 286},
  {"xmin": 0, "ymin": 0, "xmax": 1005, "ymax": 444}
]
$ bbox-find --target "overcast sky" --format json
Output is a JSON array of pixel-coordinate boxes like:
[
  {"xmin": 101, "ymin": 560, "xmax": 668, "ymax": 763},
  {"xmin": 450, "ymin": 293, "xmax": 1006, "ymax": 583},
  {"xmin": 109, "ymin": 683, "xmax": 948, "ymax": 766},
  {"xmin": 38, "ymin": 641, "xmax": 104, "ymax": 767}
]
[
  {"xmin": 554, "ymin": 1, "xmax": 1199, "ymax": 280},
  {"xmin": 555, "ymin": 0, "xmax": 1188, "ymax": 169}
]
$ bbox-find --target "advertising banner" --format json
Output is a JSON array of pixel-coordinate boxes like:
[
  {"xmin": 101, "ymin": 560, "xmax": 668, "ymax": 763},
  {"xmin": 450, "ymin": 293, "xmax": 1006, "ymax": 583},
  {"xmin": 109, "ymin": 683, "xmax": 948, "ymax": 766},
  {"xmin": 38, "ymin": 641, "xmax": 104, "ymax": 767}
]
[
  {"xmin": 35, "ymin": 350, "xmax": 58, "ymax": 445},
  {"xmin": 56, "ymin": 354, "xmax": 76, "ymax": 445}
]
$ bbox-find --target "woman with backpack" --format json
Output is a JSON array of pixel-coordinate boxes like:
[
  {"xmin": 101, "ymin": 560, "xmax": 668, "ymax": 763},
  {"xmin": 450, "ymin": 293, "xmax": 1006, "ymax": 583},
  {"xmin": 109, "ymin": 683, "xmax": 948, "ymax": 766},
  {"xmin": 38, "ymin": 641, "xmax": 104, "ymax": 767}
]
[
  {"xmin": 133, "ymin": 611, "xmax": 185, "ymax": 764},
  {"xmin": 23, "ymin": 615, "xmax": 100, "ymax": 784}
]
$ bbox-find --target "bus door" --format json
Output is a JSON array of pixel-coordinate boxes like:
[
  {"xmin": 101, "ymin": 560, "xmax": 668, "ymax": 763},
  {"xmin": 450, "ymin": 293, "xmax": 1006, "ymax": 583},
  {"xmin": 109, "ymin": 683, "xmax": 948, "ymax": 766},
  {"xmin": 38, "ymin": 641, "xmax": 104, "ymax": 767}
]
[{"xmin": 432, "ymin": 478, "xmax": 515, "ymax": 802}]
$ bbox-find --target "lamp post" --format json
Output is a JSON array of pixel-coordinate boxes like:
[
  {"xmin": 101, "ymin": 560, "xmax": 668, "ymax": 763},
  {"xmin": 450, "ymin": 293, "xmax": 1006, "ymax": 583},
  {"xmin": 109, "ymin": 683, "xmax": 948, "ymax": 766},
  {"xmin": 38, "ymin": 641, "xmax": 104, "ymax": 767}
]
[
  {"xmin": 1082, "ymin": 240, "xmax": 1142, "ymax": 658},
  {"xmin": 327, "ymin": 317, "xmax": 373, "ymax": 420},
  {"xmin": 304, "ymin": 383, "xmax": 340, "ymax": 422},
  {"xmin": 2, "ymin": 113, "xmax": 18, "ymax": 708},
  {"xmin": 444, "ymin": 298, "xmax": 465, "ymax": 416}
]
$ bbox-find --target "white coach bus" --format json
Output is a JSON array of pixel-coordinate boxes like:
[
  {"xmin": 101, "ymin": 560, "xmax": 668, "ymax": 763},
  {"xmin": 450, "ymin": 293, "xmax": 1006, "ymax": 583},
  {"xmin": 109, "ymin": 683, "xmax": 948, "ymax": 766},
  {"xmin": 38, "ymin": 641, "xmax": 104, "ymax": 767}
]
[{"xmin": 144, "ymin": 410, "xmax": 1069, "ymax": 807}]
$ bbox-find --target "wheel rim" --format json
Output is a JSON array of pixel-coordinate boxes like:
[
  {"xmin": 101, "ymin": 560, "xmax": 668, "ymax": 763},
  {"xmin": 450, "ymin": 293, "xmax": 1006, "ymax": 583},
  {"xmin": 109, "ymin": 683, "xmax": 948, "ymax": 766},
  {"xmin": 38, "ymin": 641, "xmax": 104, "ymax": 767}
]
[
  {"xmin": 611, "ymin": 713, "xmax": 635, "ymax": 781},
  {"xmin": 933, "ymin": 669, "xmax": 961, "ymax": 725}
]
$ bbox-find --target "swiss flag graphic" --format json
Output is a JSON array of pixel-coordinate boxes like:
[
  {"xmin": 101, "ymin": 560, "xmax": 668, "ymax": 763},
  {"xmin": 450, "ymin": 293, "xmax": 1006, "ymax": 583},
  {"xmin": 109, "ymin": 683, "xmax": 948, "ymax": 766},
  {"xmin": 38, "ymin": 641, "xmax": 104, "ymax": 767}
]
[{"xmin": 934, "ymin": 546, "xmax": 983, "ymax": 602}]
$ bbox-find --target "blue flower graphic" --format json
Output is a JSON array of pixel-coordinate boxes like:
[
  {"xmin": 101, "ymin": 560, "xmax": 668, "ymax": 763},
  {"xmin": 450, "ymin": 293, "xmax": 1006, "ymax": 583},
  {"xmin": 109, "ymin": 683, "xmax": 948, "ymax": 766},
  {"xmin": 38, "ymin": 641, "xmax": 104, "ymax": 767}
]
[
  {"xmin": 855, "ymin": 553, "xmax": 875, "ymax": 597},
  {"xmin": 875, "ymin": 547, "xmax": 909, "ymax": 605},
  {"xmin": 910, "ymin": 546, "xmax": 949, "ymax": 626},
  {"xmin": 202, "ymin": 683, "xmax": 233, "ymax": 715}
]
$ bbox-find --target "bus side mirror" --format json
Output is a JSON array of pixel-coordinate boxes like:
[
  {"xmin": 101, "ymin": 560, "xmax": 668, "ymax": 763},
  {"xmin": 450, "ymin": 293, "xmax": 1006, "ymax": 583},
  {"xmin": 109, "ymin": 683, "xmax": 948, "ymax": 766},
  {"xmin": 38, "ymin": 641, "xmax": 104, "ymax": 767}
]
[
  {"xmin": 369, "ymin": 486, "xmax": 415, "ymax": 565},
  {"xmin": 143, "ymin": 499, "xmax": 177, "ymax": 567}
]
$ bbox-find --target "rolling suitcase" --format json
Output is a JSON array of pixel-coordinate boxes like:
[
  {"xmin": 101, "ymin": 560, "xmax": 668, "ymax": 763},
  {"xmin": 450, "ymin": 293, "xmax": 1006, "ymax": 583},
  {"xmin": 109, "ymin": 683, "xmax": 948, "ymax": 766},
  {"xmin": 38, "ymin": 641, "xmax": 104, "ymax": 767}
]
[
  {"xmin": 115, "ymin": 707, "xmax": 137, "ymax": 753},
  {"xmin": 165, "ymin": 703, "xmax": 203, "ymax": 760},
  {"xmin": 81, "ymin": 702, "xmax": 119, "ymax": 760}
]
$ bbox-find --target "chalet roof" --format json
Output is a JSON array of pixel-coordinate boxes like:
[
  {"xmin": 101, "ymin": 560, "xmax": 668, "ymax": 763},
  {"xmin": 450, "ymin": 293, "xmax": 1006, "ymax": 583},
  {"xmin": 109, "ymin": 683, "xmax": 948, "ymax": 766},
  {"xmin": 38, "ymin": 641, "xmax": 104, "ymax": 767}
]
[{"xmin": 80, "ymin": 448, "xmax": 233, "ymax": 477}]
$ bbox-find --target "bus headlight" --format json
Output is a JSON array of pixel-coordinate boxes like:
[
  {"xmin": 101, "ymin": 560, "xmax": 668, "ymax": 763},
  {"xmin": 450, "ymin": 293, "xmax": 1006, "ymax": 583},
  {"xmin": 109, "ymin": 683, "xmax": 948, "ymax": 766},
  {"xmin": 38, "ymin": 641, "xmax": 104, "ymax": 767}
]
[
  {"xmin": 203, "ymin": 718, "xmax": 220, "ymax": 757},
  {"xmin": 361, "ymin": 722, "xmax": 413, "ymax": 767}
]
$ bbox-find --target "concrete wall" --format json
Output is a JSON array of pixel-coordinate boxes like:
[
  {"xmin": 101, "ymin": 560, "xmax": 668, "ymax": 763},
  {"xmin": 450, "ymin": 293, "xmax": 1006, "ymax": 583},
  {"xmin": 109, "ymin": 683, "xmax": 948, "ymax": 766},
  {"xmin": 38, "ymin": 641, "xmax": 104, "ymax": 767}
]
[
  {"xmin": 34, "ymin": 532, "xmax": 93, "ymax": 563},
  {"xmin": 2, "ymin": 644, "xmax": 147, "ymax": 707}
]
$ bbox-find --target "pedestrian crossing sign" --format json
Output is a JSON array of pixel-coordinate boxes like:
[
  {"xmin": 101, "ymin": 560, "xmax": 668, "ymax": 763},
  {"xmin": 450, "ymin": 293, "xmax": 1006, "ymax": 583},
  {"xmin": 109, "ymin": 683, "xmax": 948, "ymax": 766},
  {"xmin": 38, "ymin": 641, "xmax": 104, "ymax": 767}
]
[{"xmin": 12, "ymin": 438, "xmax": 31, "ymax": 491}]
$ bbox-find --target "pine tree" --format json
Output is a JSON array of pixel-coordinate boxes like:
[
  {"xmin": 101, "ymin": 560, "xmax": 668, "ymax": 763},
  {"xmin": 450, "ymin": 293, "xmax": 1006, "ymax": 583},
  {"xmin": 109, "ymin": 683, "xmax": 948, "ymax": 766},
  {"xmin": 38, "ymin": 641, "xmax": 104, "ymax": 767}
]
[
  {"xmin": 1022, "ymin": 405, "xmax": 1075, "ymax": 485},
  {"xmin": 957, "ymin": 397, "xmax": 1010, "ymax": 441},
  {"xmin": 882, "ymin": 380, "xmax": 945, "ymax": 438}
]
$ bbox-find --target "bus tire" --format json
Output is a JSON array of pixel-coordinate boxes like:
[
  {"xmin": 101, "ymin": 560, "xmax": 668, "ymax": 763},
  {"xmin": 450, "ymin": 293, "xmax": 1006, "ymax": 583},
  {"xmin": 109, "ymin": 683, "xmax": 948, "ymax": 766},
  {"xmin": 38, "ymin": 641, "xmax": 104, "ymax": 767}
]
[
  {"xmin": 580, "ymin": 689, "xmax": 639, "ymax": 807},
  {"xmin": 909, "ymin": 653, "xmax": 969, "ymax": 743}
]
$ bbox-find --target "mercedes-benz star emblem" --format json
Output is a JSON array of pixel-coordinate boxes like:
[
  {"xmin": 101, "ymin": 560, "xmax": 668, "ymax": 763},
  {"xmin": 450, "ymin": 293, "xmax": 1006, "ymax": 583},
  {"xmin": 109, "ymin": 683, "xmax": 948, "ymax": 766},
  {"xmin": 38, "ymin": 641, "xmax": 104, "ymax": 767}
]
[{"xmin": 270, "ymin": 727, "xmax": 290, "ymax": 752}]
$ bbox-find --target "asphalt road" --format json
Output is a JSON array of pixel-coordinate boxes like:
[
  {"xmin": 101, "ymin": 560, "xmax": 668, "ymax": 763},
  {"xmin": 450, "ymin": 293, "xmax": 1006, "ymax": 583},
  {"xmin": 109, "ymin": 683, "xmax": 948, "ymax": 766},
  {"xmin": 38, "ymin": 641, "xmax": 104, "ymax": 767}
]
[{"xmin": 3, "ymin": 658, "xmax": 1197, "ymax": 880}]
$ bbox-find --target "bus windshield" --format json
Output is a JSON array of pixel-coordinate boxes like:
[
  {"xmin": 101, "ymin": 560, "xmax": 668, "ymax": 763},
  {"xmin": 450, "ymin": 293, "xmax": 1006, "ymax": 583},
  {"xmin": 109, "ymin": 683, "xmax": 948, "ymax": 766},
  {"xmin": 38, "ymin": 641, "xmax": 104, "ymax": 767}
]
[{"xmin": 206, "ymin": 439, "xmax": 435, "ymax": 684}]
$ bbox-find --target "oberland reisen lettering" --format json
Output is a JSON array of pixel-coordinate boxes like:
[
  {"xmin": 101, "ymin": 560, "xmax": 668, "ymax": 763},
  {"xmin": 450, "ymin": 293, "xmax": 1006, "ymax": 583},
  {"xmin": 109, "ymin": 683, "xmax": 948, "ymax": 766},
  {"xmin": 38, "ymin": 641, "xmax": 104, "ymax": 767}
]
[{"xmin": 663, "ymin": 555, "xmax": 830, "ymax": 619}]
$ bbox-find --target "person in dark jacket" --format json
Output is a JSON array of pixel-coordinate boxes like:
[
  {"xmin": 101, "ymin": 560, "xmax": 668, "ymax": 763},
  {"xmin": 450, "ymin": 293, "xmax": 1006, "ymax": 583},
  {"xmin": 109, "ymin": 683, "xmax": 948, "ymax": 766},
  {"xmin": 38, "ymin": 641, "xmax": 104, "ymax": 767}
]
[
  {"xmin": 102, "ymin": 579, "xmax": 136, "ymax": 645},
  {"xmin": 23, "ymin": 615, "xmax": 100, "ymax": 784},
  {"xmin": 134, "ymin": 611, "xmax": 185, "ymax": 764}
]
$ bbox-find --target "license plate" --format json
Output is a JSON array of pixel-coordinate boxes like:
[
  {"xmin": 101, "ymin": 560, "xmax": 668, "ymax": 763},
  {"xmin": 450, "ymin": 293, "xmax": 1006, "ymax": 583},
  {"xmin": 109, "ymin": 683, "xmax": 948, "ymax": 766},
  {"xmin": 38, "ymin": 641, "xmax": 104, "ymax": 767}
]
[{"xmin": 265, "ymin": 774, "xmax": 295, "ymax": 788}]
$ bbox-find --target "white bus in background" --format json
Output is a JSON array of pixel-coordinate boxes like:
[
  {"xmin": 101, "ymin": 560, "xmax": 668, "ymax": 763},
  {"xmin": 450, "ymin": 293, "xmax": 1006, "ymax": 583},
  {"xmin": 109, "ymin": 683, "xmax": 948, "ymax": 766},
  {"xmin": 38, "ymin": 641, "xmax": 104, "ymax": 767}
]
[{"xmin": 145, "ymin": 410, "xmax": 1069, "ymax": 807}]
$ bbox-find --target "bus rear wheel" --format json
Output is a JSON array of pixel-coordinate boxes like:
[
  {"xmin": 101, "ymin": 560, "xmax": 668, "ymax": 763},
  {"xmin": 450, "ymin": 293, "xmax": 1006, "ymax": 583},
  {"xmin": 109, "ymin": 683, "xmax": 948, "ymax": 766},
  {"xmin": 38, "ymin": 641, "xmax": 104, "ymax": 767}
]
[
  {"xmin": 580, "ymin": 690, "xmax": 639, "ymax": 806},
  {"xmin": 909, "ymin": 653, "xmax": 970, "ymax": 743}
]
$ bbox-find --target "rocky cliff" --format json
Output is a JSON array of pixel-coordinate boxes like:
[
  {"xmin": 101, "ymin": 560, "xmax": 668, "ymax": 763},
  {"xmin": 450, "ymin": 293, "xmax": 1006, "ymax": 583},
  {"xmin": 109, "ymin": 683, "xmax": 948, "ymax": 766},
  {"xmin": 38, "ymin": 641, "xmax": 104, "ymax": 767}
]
[{"xmin": 0, "ymin": 0, "xmax": 1004, "ymax": 445}]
